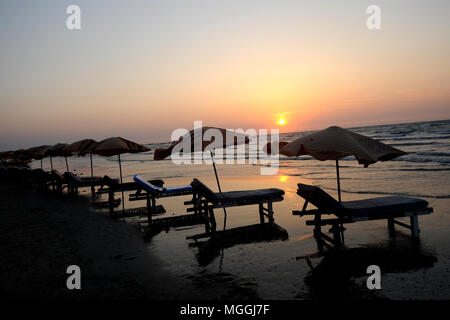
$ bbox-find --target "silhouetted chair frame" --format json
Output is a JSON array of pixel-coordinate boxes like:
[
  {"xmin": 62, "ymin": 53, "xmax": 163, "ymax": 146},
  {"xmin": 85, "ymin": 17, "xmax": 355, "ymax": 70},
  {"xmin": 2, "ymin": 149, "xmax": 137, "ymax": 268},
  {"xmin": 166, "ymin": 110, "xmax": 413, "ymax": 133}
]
[
  {"xmin": 130, "ymin": 174, "xmax": 200, "ymax": 232},
  {"xmin": 293, "ymin": 183, "xmax": 433, "ymax": 248},
  {"xmin": 63, "ymin": 171, "xmax": 105, "ymax": 195},
  {"xmin": 189, "ymin": 178, "xmax": 285, "ymax": 235}
]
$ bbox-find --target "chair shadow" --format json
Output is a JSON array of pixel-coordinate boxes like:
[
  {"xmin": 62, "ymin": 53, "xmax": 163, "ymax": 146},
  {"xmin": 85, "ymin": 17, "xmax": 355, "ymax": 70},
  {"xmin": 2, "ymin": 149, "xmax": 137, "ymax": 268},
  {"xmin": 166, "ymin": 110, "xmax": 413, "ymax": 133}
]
[
  {"xmin": 192, "ymin": 224, "xmax": 289, "ymax": 267},
  {"xmin": 298, "ymin": 238, "xmax": 437, "ymax": 299}
]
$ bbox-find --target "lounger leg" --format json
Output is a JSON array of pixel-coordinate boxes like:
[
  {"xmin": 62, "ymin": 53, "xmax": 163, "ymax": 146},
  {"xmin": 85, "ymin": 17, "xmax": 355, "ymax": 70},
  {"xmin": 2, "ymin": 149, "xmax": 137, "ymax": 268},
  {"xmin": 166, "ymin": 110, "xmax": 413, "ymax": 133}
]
[
  {"xmin": 202, "ymin": 201, "xmax": 211, "ymax": 234},
  {"xmin": 268, "ymin": 201, "xmax": 274, "ymax": 224},
  {"xmin": 259, "ymin": 202, "xmax": 265, "ymax": 224},
  {"xmin": 330, "ymin": 223, "xmax": 342, "ymax": 247},
  {"xmin": 410, "ymin": 215, "xmax": 420, "ymax": 238},
  {"xmin": 209, "ymin": 207, "xmax": 217, "ymax": 233},
  {"xmin": 388, "ymin": 218, "xmax": 395, "ymax": 232},
  {"xmin": 146, "ymin": 194, "xmax": 153, "ymax": 225},
  {"xmin": 192, "ymin": 193, "xmax": 198, "ymax": 215},
  {"xmin": 313, "ymin": 213, "xmax": 323, "ymax": 250},
  {"xmin": 108, "ymin": 190, "xmax": 115, "ymax": 218}
]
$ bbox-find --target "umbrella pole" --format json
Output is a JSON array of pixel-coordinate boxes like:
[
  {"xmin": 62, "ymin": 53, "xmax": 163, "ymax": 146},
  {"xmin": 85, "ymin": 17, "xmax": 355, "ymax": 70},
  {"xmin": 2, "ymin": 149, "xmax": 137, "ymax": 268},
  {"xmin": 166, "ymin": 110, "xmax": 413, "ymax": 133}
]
[
  {"xmin": 65, "ymin": 156, "xmax": 69, "ymax": 172},
  {"xmin": 50, "ymin": 156, "xmax": 53, "ymax": 171},
  {"xmin": 90, "ymin": 154, "xmax": 95, "ymax": 197},
  {"xmin": 118, "ymin": 154, "xmax": 123, "ymax": 183},
  {"xmin": 210, "ymin": 150, "xmax": 227, "ymax": 231},
  {"xmin": 90, "ymin": 154, "xmax": 94, "ymax": 177},
  {"xmin": 40, "ymin": 159, "xmax": 43, "ymax": 170},
  {"xmin": 118, "ymin": 154, "xmax": 125, "ymax": 214},
  {"xmin": 335, "ymin": 159, "xmax": 345, "ymax": 245},
  {"xmin": 336, "ymin": 160, "xmax": 341, "ymax": 202}
]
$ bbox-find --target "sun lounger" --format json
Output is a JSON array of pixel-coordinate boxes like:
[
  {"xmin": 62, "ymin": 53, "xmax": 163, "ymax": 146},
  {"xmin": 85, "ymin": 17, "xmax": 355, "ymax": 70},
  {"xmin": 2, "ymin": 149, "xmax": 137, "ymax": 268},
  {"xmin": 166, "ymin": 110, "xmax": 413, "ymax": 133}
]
[
  {"xmin": 62, "ymin": 172, "xmax": 105, "ymax": 194},
  {"xmin": 293, "ymin": 183, "xmax": 433, "ymax": 247},
  {"xmin": 99, "ymin": 174, "xmax": 189, "ymax": 219},
  {"xmin": 133, "ymin": 174, "xmax": 193, "ymax": 197},
  {"xmin": 189, "ymin": 178, "xmax": 285, "ymax": 234},
  {"xmin": 43, "ymin": 170, "xmax": 67, "ymax": 194},
  {"xmin": 131, "ymin": 174, "xmax": 199, "ymax": 231}
]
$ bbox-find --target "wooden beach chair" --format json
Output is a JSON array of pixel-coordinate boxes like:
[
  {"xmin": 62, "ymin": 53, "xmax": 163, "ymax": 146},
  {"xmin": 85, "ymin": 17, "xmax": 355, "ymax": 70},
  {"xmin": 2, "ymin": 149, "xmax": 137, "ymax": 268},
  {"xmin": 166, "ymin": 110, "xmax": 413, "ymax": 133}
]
[
  {"xmin": 131, "ymin": 174, "xmax": 198, "ymax": 233},
  {"xmin": 43, "ymin": 170, "xmax": 67, "ymax": 194},
  {"xmin": 99, "ymin": 175, "xmax": 172, "ymax": 219},
  {"xmin": 187, "ymin": 179, "xmax": 286, "ymax": 240},
  {"xmin": 62, "ymin": 171, "xmax": 104, "ymax": 195},
  {"xmin": 293, "ymin": 183, "xmax": 433, "ymax": 248}
]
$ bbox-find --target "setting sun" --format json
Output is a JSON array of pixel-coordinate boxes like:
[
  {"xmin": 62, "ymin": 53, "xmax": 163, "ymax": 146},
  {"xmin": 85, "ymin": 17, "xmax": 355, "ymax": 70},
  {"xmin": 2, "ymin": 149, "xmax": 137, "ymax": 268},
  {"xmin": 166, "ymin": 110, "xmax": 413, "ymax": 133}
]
[{"xmin": 277, "ymin": 119, "xmax": 286, "ymax": 126}]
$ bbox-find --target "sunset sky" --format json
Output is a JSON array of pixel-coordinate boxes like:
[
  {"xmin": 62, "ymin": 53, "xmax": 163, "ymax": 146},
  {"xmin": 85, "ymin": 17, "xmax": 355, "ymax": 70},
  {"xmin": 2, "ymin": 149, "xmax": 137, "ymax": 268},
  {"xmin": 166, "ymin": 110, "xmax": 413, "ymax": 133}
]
[{"xmin": 1, "ymin": 0, "xmax": 449, "ymax": 150}]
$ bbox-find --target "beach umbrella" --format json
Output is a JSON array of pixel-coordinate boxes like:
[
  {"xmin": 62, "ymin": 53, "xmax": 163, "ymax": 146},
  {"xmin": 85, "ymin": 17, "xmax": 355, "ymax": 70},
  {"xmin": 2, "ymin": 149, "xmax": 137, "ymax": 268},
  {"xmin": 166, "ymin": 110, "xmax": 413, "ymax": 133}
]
[
  {"xmin": 4, "ymin": 145, "xmax": 49, "ymax": 163},
  {"xmin": 12, "ymin": 149, "xmax": 33, "ymax": 161},
  {"xmin": 0, "ymin": 150, "xmax": 14, "ymax": 159},
  {"xmin": 0, "ymin": 150, "xmax": 32, "ymax": 166},
  {"xmin": 154, "ymin": 126, "xmax": 250, "ymax": 229},
  {"xmin": 154, "ymin": 126, "xmax": 249, "ymax": 188},
  {"xmin": 25, "ymin": 145, "xmax": 50, "ymax": 159},
  {"xmin": 86, "ymin": 137, "xmax": 150, "ymax": 183},
  {"xmin": 85, "ymin": 137, "xmax": 150, "ymax": 213},
  {"xmin": 44, "ymin": 143, "xmax": 71, "ymax": 171},
  {"xmin": 264, "ymin": 141, "xmax": 289, "ymax": 154},
  {"xmin": 0, "ymin": 150, "xmax": 31, "ymax": 166},
  {"xmin": 280, "ymin": 126, "xmax": 407, "ymax": 201},
  {"xmin": 22, "ymin": 145, "xmax": 51, "ymax": 169},
  {"xmin": 64, "ymin": 139, "xmax": 97, "ymax": 177}
]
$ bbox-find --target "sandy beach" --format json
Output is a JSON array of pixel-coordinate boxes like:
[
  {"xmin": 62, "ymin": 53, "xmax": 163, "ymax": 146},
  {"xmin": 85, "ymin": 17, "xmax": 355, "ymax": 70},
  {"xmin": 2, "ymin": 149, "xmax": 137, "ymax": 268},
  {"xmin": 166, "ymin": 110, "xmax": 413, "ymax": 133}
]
[
  {"xmin": 0, "ymin": 179, "xmax": 282, "ymax": 300},
  {"xmin": 0, "ymin": 182, "xmax": 185, "ymax": 300}
]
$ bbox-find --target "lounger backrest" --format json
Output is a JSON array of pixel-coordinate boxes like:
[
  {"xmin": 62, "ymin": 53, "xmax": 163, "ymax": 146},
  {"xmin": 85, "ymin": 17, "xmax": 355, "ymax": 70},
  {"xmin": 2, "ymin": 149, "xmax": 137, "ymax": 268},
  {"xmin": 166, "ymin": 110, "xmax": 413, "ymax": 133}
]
[
  {"xmin": 133, "ymin": 174, "xmax": 164, "ymax": 195},
  {"xmin": 63, "ymin": 171, "xmax": 82, "ymax": 182},
  {"xmin": 102, "ymin": 175, "xmax": 119, "ymax": 186},
  {"xmin": 52, "ymin": 170, "xmax": 65, "ymax": 179},
  {"xmin": 191, "ymin": 179, "xmax": 217, "ymax": 202},
  {"xmin": 297, "ymin": 183, "xmax": 343, "ymax": 213}
]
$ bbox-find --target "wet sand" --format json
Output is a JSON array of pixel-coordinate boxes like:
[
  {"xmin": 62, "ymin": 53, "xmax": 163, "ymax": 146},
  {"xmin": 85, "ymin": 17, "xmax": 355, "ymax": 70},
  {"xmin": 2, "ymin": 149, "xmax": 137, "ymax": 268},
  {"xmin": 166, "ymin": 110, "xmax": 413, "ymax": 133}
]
[
  {"xmin": 0, "ymin": 182, "xmax": 273, "ymax": 300},
  {"xmin": 0, "ymin": 183, "xmax": 184, "ymax": 300}
]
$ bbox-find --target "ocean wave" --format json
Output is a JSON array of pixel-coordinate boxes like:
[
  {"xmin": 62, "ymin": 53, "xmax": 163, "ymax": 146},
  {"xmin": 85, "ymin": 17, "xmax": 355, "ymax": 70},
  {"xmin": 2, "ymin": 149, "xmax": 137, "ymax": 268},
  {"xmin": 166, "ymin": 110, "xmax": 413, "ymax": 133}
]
[
  {"xmin": 414, "ymin": 151, "xmax": 450, "ymax": 157},
  {"xmin": 322, "ymin": 186, "xmax": 450, "ymax": 199},
  {"xmin": 389, "ymin": 142, "xmax": 437, "ymax": 146},
  {"xmin": 392, "ymin": 157, "xmax": 450, "ymax": 164},
  {"xmin": 389, "ymin": 128, "xmax": 416, "ymax": 135},
  {"xmin": 397, "ymin": 167, "xmax": 450, "ymax": 172},
  {"xmin": 377, "ymin": 135, "xmax": 450, "ymax": 141}
]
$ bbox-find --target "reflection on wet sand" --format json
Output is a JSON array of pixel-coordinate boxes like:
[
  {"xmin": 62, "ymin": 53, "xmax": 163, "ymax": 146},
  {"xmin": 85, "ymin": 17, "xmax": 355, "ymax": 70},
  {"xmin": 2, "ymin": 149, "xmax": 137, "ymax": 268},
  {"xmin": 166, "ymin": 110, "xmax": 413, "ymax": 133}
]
[
  {"xmin": 297, "ymin": 239, "xmax": 437, "ymax": 299},
  {"xmin": 190, "ymin": 224, "xmax": 289, "ymax": 266},
  {"xmin": 186, "ymin": 270, "xmax": 259, "ymax": 300}
]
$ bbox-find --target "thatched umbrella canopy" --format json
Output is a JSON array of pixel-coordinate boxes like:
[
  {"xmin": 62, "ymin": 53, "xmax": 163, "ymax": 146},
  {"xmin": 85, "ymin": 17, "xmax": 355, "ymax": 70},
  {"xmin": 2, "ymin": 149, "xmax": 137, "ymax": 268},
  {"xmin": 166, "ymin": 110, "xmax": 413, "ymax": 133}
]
[
  {"xmin": 44, "ymin": 143, "xmax": 71, "ymax": 171},
  {"xmin": 280, "ymin": 126, "xmax": 407, "ymax": 201},
  {"xmin": 83, "ymin": 137, "xmax": 150, "ymax": 213},
  {"xmin": 154, "ymin": 126, "xmax": 249, "ymax": 160},
  {"xmin": 84, "ymin": 137, "xmax": 150, "ymax": 182},
  {"xmin": 64, "ymin": 139, "xmax": 98, "ymax": 176},
  {"xmin": 25, "ymin": 145, "xmax": 51, "ymax": 160}
]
